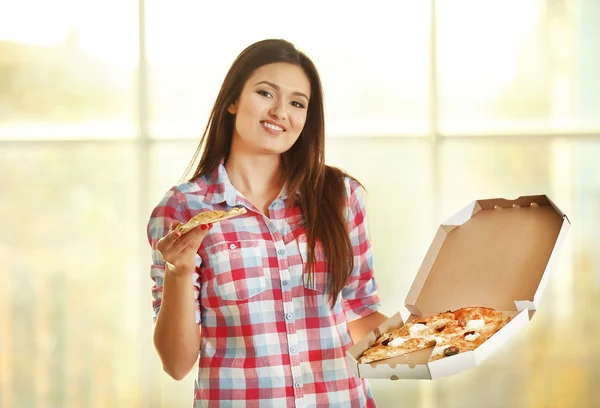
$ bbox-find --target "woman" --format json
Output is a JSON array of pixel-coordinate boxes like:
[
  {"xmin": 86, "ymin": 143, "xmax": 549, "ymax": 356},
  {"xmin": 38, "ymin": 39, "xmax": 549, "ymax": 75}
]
[{"xmin": 147, "ymin": 39, "xmax": 388, "ymax": 408}]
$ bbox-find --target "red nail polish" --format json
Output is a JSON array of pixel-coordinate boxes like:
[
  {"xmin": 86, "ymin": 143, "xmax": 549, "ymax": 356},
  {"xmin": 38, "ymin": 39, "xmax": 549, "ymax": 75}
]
[
  {"xmin": 208, "ymin": 223, "xmax": 213, "ymax": 229},
  {"xmin": 200, "ymin": 224, "xmax": 208, "ymax": 231}
]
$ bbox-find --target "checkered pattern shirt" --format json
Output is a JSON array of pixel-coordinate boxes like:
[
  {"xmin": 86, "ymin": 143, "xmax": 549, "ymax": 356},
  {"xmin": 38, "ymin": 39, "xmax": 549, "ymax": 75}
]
[{"xmin": 147, "ymin": 163, "xmax": 381, "ymax": 408}]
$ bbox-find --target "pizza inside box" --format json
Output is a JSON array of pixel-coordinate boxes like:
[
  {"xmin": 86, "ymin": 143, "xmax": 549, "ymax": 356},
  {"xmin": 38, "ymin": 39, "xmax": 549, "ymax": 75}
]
[{"xmin": 346, "ymin": 194, "xmax": 570, "ymax": 380}]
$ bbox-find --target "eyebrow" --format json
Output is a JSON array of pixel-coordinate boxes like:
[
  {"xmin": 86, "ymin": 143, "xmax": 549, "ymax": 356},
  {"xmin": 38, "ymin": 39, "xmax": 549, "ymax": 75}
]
[{"xmin": 254, "ymin": 80, "xmax": 310, "ymax": 102}]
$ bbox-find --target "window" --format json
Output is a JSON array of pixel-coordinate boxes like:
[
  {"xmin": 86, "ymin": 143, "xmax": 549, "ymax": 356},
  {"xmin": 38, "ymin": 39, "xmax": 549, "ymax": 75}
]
[
  {"xmin": 2, "ymin": 1, "xmax": 599, "ymax": 407},
  {"xmin": 437, "ymin": 0, "xmax": 600, "ymax": 134},
  {"xmin": 0, "ymin": 0, "xmax": 138, "ymax": 140},
  {"xmin": 145, "ymin": 0, "xmax": 430, "ymax": 138}
]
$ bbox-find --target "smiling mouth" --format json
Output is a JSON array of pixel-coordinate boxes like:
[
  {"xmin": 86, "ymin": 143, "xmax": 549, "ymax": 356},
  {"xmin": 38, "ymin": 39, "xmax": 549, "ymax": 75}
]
[{"xmin": 261, "ymin": 121, "xmax": 285, "ymax": 132}]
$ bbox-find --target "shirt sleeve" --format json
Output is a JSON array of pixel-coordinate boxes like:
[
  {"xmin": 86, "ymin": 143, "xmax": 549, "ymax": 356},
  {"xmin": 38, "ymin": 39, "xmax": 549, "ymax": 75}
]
[
  {"xmin": 146, "ymin": 187, "xmax": 202, "ymax": 324},
  {"xmin": 341, "ymin": 177, "xmax": 382, "ymax": 322}
]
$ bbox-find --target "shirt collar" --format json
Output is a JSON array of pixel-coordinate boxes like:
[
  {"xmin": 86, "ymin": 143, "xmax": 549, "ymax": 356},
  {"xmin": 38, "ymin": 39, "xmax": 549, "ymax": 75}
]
[
  {"xmin": 203, "ymin": 160, "xmax": 238, "ymax": 206},
  {"xmin": 203, "ymin": 159, "xmax": 294, "ymax": 206}
]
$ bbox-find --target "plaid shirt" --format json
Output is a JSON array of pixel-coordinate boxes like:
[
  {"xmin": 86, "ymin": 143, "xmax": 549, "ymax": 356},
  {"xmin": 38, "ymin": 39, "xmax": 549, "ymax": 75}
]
[{"xmin": 147, "ymin": 163, "xmax": 381, "ymax": 408}]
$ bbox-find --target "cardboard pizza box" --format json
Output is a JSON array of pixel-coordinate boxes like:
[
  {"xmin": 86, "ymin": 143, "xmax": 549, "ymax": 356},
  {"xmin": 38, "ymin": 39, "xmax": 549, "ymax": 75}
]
[{"xmin": 346, "ymin": 194, "xmax": 570, "ymax": 380}]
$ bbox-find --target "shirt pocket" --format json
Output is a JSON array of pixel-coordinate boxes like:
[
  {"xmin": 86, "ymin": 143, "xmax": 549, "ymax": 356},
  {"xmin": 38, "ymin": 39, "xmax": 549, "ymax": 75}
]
[
  {"xmin": 205, "ymin": 240, "xmax": 267, "ymax": 301},
  {"xmin": 297, "ymin": 234, "xmax": 329, "ymax": 294}
]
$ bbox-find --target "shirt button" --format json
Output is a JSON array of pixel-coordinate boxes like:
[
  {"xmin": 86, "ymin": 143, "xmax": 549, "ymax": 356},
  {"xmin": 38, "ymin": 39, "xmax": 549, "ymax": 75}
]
[
  {"xmin": 229, "ymin": 243, "xmax": 237, "ymax": 249},
  {"xmin": 277, "ymin": 249, "xmax": 285, "ymax": 256},
  {"xmin": 282, "ymin": 280, "xmax": 289, "ymax": 287},
  {"xmin": 290, "ymin": 346, "xmax": 297, "ymax": 353},
  {"xmin": 285, "ymin": 313, "xmax": 293, "ymax": 321},
  {"xmin": 294, "ymin": 383, "xmax": 302, "ymax": 389}
]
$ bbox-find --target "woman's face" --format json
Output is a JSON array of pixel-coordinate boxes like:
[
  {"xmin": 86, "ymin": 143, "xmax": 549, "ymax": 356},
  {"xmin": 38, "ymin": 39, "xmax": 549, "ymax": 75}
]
[{"xmin": 227, "ymin": 62, "xmax": 311, "ymax": 156}]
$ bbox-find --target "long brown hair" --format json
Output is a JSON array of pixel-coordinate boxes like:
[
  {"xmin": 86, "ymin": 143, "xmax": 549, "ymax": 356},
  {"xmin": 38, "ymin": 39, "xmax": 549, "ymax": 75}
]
[{"xmin": 185, "ymin": 39, "xmax": 360, "ymax": 307}]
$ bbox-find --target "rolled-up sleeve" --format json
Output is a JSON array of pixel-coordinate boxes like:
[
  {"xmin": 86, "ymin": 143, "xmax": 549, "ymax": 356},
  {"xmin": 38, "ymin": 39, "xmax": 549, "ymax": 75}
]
[
  {"xmin": 147, "ymin": 187, "xmax": 202, "ymax": 324},
  {"xmin": 341, "ymin": 178, "xmax": 381, "ymax": 322}
]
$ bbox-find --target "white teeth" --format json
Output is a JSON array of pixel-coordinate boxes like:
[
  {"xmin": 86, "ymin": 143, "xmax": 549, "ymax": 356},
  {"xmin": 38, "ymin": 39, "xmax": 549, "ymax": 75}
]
[{"xmin": 262, "ymin": 121, "xmax": 283, "ymax": 131}]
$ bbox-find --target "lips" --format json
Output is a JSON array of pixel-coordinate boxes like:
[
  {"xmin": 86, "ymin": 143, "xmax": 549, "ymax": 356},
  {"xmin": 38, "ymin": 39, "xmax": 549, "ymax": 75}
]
[{"xmin": 260, "ymin": 120, "xmax": 286, "ymax": 132}]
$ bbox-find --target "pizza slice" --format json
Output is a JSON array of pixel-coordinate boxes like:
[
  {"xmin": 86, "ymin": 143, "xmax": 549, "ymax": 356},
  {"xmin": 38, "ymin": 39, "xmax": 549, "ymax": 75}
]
[
  {"xmin": 429, "ymin": 307, "xmax": 512, "ymax": 362},
  {"xmin": 452, "ymin": 306, "xmax": 506, "ymax": 327},
  {"xmin": 358, "ymin": 319, "xmax": 442, "ymax": 364},
  {"xmin": 176, "ymin": 207, "xmax": 247, "ymax": 234},
  {"xmin": 358, "ymin": 334, "xmax": 436, "ymax": 364},
  {"xmin": 429, "ymin": 326, "xmax": 497, "ymax": 361}
]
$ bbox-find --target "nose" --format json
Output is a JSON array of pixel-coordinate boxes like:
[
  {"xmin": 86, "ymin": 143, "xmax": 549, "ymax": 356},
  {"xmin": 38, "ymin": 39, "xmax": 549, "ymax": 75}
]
[{"xmin": 269, "ymin": 101, "xmax": 287, "ymax": 120}]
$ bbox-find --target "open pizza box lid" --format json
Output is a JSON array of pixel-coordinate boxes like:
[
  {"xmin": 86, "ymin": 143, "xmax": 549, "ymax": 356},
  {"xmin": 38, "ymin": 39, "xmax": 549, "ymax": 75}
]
[{"xmin": 346, "ymin": 194, "xmax": 570, "ymax": 380}]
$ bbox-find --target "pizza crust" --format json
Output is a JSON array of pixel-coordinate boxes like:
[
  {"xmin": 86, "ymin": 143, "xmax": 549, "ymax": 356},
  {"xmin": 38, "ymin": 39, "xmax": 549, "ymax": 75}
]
[{"xmin": 176, "ymin": 207, "xmax": 247, "ymax": 234}]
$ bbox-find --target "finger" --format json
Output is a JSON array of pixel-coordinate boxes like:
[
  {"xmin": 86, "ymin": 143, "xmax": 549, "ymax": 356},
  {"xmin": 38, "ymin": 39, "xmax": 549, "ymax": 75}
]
[
  {"xmin": 180, "ymin": 222, "xmax": 212, "ymax": 249},
  {"xmin": 168, "ymin": 220, "xmax": 182, "ymax": 233},
  {"xmin": 156, "ymin": 227, "xmax": 183, "ymax": 253},
  {"xmin": 162, "ymin": 221, "xmax": 209, "ymax": 252},
  {"xmin": 160, "ymin": 223, "xmax": 212, "ymax": 271}
]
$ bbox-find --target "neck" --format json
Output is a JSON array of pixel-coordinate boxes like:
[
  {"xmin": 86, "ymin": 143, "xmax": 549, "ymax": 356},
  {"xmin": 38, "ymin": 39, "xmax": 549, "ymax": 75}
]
[{"xmin": 224, "ymin": 151, "xmax": 284, "ymax": 203}]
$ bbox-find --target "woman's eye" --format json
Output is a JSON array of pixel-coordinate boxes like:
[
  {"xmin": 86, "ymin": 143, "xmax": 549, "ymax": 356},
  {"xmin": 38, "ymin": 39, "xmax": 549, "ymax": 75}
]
[
  {"xmin": 291, "ymin": 101, "xmax": 306, "ymax": 109},
  {"xmin": 257, "ymin": 90, "xmax": 273, "ymax": 98}
]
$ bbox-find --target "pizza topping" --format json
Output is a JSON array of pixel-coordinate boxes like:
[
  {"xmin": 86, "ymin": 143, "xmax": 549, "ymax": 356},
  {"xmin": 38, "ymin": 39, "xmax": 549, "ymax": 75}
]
[
  {"xmin": 463, "ymin": 331, "xmax": 476, "ymax": 337},
  {"xmin": 409, "ymin": 324, "xmax": 429, "ymax": 337},
  {"xmin": 465, "ymin": 332, "xmax": 481, "ymax": 341},
  {"xmin": 434, "ymin": 323, "xmax": 446, "ymax": 332},
  {"xmin": 381, "ymin": 339, "xmax": 391, "ymax": 346},
  {"xmin": 466, "ymin": 319, "xmax": 485, "ymax": 330},
  {"xmin": 427, "ymin": 336, "xmax": 446, "ymax": 347},
  {"xmin": 432, "ymin": 346, "xmax": 446, "ymax": 357},
  {"xmin": 388, "ymin": 337, "xmax": 409, "ymax": 347},
  {"xmin": 444, "ymin": 346, "xmax": 460, "ymax": 356}
]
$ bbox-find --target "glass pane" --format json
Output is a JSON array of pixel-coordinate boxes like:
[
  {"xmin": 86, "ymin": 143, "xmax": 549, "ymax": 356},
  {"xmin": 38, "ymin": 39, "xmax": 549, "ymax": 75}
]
[
  {"xmin": 150, "ymin": 138, "xmax": 432, "ymax": 406},
  {"xmin": 410, "ymin": 138, "xmax": 599, "ymax": 408},
  {"xmin": 149, "ymin": 141, "xmax": 199, "ymax": 201},
  {"xmin": 0, "ymin": 144, "xmax": 142, "ymax": 407},
  {"xmin": 149, "ymin": 138, "xmax": 600, "ymax": 407},
  {"xmin": 146, "ymin": 141, "xmax": 203, "ymax": 407},
  {"xmin": 326, "ymin": 138, "xmax": 433, "ymax": 313},
  {"xmin": 146, "ymin": 0, "xmax": 430, "ymax": 139},
  {"xmin": 573, "ymin": 140, "xmax": 600, "ymax": 286},
  {"xmin": 438, "ymin": 0, "xmax": 600, "ymax": 134},
  {"xmin": 0, "ymin": 0, "xmax": 138, "ymax": 139},
  {"xmin": 439, "ymin": 139, "xmax": 554, "ymax": 213},
  {"xmin": 150, "ymin": 139, "xmax": 432, "ymax": 317}
]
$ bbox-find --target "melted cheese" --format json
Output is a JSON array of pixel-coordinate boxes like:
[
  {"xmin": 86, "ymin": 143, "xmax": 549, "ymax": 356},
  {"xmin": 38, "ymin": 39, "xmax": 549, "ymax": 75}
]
[
  {"xmin": 432, "ymin": 336, "xmax": 446, "ymax": 345},
  {"xmin": 465, "ymin": 332, "xmax": 481, "ymax": 341},
  {"xmin": 466, "ymin": 319, "xmax": 485, "ymax": 330},
  {"xmin": 409, "ymin": 324, "xmax": 429, "ymax": 337},
  {"xmin": 389, "ymin": 337, "xmax": 408, "ymax": 347},
  {"xmin": 432, "ymin": 346, "xmax": 446, "ymax": 356}
]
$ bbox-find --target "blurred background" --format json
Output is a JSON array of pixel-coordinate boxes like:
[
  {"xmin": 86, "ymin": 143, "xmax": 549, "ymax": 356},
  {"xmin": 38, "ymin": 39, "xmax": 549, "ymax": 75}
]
[{"xmin": 1, "ymin": 0, "xmax": 599, "ymax": 407}]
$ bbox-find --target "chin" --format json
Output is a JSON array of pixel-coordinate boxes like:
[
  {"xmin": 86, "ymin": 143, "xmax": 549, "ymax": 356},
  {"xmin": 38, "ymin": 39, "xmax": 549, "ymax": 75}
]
[
  {"xmin": 257, "ymin": 142, "xmax": 295, "ymax": 156},
  {"xmin": 257, "ymin": 148, "xmax": 289, "ymax": 156}
]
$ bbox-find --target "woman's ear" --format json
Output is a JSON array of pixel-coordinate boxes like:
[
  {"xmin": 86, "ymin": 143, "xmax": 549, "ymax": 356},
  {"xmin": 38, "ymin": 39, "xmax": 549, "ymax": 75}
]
[{"xmin": 227, "ymin": 102, "xmax": 238, "ymax": 114}]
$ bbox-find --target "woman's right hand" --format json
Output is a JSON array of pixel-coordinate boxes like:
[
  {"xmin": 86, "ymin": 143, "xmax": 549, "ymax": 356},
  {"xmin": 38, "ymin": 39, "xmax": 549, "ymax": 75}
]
[{"xmin": 156, "ymin": 220, "xmax": 213, "ymax": 276}]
